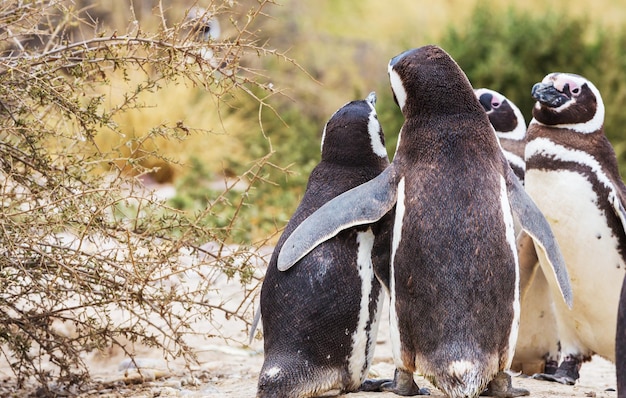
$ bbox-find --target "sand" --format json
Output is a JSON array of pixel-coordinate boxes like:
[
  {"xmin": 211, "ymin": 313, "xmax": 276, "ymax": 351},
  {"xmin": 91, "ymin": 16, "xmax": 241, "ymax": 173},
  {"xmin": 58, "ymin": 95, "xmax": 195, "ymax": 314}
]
[
  {"xmin": 0, "ymin": 245, "xmax": 617, "ymax": 398},
  {"xmin": 77, "ymin": 275, "xmax": 618, "ymax": 398}
]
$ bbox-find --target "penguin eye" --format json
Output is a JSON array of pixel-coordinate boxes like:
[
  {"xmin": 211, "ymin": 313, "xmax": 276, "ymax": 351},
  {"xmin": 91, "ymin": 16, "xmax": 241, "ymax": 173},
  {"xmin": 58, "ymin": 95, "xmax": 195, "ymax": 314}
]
[
  {"xmin": 492, "ymin": 102, "xmax": 500, "ymax": 109},
  {"xmin": 571, "ymin": 87, "xmax": 581, "ymax": 96}
]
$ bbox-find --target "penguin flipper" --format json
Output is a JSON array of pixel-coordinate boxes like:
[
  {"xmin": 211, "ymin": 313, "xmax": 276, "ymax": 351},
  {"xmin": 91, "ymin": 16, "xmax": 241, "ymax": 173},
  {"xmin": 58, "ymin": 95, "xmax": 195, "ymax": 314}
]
[
  {"xmin": 505, "ymin": 168, "xmax": 573, "ymax": 308},
  {"xmin": 609, "ymin": 190, "xmax": 626, "ymax": 236},
  {"xmin": 277, "ymin": 166, "xmax": 398, "ymax": 271},
  {"xmin": 248, "ymin": 307, "xmax": 261, "ymax": 345},
  {"xmin": 517, "ymin": 231, "xmax": 540, "ymax": 302}
]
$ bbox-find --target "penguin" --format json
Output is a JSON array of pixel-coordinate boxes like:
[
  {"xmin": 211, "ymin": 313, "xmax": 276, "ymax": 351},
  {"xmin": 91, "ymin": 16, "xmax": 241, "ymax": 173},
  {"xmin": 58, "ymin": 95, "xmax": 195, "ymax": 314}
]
[
  {"xmin": 618, "ymin": 276, "xmax": 626, "ymax": 397},
  {"xmin": 278, "ymin": 45, "xmax": 573, "ymax": 398},
  {"xmin": 475, "ymin": 88, "xmax": 527, "ymax": 184},
  {"xmin": 256, "ymin": 93, "xmax": 394, "ymax": 398},
  {"xmin": 475, "ymin": 88, "xmax": 560, "ymax": 376},
  {"xmin": 524, "ymin": 72, "xmax": 626, "ymax": 384}
]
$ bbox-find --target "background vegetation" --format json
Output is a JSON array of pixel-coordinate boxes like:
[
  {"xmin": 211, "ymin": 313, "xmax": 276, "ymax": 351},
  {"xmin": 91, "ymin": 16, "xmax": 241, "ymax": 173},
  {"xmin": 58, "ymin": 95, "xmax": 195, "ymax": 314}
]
[
  {"xmin": 0, "ymin": 0, "xmax": 290, "ymax": 394},
  {"xmin": 227, "ymin": 0, "xmax": 626, "ymax": 233},
  {"xmin": 2, "ymin": 0, "xmax": 626, "ymax": 393}
]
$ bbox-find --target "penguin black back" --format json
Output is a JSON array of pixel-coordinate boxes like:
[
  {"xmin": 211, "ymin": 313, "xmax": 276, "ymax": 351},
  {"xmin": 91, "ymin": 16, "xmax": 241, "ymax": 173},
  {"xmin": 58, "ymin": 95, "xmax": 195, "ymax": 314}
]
[
  {"xmin": 276, "ymin": 45, "xmax": 572, "ymax": 398},
  {"xmin": 257, "ymin": 93, "xmax": 391, "ymax": 398},
  {"xmin": 386, "ymin": 45, "xmax": 520, "ymax": 397},
  {"xmin": 389, "ymin": 46, "xmax": 501, "ymax": 166}
]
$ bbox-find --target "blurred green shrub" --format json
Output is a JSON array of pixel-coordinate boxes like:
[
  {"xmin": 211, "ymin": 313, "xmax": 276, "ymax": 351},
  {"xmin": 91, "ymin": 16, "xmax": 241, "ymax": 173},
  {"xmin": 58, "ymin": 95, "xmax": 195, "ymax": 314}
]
[
  {"xmin": 440, "ymin": 3, "xmax": 626, "ymax": 174},
  {"xmin": 170, "ymin": 2, "xmax": 626, "ymax": 242}
]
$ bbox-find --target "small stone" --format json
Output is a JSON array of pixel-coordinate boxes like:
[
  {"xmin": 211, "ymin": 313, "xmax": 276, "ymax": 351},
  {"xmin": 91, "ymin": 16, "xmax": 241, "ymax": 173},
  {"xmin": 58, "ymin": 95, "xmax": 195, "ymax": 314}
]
[
  {"xmin": 154, "ymin": 386, "xmax": 180, "ymax": 396},
  {"xmin": 161, "ymin": 379, "xmax": 182, "ymax": 389},
  {"xmin": 124, "ymin": 369, "xmax": 156, "ymax": 384},
  {"xmin": 198, "ymin": 385, "xmax": 221, "ymax": 394},
  {"xmin": 180, "ymin": 376, "xmax": 201, "ymax": 387}
]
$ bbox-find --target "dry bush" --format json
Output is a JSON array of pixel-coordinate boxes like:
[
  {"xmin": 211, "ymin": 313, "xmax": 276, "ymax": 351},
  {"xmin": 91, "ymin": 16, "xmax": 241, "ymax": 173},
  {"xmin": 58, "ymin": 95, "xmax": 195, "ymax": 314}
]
[{"xmin": 0, "ymin": 0, "xmax": 295, "ymax": 394}]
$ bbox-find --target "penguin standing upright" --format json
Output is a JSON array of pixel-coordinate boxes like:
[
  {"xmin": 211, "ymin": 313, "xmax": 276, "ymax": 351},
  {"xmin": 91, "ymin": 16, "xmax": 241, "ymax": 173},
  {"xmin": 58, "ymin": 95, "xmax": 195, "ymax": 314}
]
[
  {"xmin": 525, "ymin": 72, "xmax": 626, "ymax": 385},
  {"xmin": 476, "ymin": 88, "xmax": 560, "ymax": 376},
  {"xmin": 257, "ymin": 93, "xmax": 393, "ymax": 398},
  {"xmin": 278, "ymin": 45, "xmax": 572, "ymax": 398},
  {"xmin": 475, "ymin": 88, "xmax": 527, "ymax": 183}
]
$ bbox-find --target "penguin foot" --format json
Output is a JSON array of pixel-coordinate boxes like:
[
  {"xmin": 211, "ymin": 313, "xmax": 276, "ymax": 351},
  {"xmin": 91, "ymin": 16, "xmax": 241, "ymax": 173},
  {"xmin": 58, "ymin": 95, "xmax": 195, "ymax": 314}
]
[
  {"xmin": 481, "ymin": 371, "xmax": 529, "ymax": 397},
  {"xmin": 543, "ymin": 358, "xmax": 558, "ymax": 375},
  {"xmin": 380, "ymin": 368, "xmax": 430, "ymax": 396},
  {"xmin": 532, "ymin": 357, "xmax": 582, "ymax": 385},
  {"xmin": 359, "ymin": 377, "xmax": 393, "ymax": 392}
]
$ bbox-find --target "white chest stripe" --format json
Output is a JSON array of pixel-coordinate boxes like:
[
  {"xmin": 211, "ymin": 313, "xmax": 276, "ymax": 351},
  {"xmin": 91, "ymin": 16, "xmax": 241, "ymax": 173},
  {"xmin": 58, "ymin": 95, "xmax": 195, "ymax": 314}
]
[
  {"xmin": 503, "ymin": 150, "xmax": 525, "ymax": 172},
  {"xmin": 526, "ymin": 137, "xmax": 626, "ymax": 237},
  {"xmin": 526, "ymin": 137, "xmax": 614, "ymax": 191},
  {"xmin": 529, "ymin": 101, "xmax": 603, "ymax": 134}
]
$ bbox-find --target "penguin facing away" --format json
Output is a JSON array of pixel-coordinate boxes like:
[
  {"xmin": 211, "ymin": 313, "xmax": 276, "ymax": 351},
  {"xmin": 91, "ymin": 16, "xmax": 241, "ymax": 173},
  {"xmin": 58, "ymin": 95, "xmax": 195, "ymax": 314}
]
[
  {"xmin": 525, "ymin": 72, "xmax": 626, "ymax": 385},
  {"xmin": 278, "ymin": 45, "xmax": 573, "ymax": 398},
  {"xmin": 475, "ymin": 88, "xmax": 561, "ymax": 376},
  {"xmin": 257, "ymin": 93, "xmax": 393, "ymax": 398}
]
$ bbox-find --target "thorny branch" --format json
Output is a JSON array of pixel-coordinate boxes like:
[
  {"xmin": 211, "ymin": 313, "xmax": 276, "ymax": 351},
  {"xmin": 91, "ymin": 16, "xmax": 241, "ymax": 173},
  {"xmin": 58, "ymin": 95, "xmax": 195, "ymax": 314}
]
[{"xmin": 0, "ymin": 0, "xmax": 295, "ymax": 394}]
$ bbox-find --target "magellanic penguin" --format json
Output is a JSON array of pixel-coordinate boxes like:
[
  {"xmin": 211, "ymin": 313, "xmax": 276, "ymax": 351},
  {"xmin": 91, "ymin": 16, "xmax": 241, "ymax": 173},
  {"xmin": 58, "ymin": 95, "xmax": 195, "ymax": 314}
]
[
  {"xmin": 257, "ymin": 93, "xmax": 393, "ymax": 398},
  {"xmin": 278, "ymin": 45, "xmax": 573, "ymax": 398},
  {"xmin": 475, "ymin": 88, "xmax": 560, "ymax": 376},
  {"xmin": 618, "ymin": 276, "xmax": 626, "ymax": 397},
  {"xmin": 525, "ymin": 72, "xmax": 626, "ymax": 385},
  {"xmin": 475, "ymin": 88, "xmax": 527, "ymax": 184}
]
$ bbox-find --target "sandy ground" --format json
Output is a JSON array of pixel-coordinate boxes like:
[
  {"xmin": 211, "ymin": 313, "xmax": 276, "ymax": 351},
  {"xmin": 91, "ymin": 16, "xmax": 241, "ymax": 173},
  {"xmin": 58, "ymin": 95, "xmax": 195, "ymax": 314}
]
[
  {"xmin": 191, "ymin": 300, "xmax": 618, "ymax": 398},
  {"xmin": 75, "ymin": 276, "xmax": 617, "ymax": 398},
  {"xmin": 0, "ymin": 245, "xmax": 617, "ymax": 398}
]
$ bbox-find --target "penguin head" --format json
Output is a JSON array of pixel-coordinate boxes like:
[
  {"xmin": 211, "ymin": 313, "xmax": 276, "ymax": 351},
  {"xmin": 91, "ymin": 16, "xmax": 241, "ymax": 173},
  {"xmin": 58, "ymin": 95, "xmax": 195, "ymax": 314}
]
[
  {"xmin": 387, "ymin": 45, "xmax": 482, "ymax": 118},
  {"xmin": 320, "ymin": 92, "xmax": 389, "ymax": 166},
  {"xmin": 531, "ymin": 72, "xmax": 604, "ymax": 133},
  {"xmin": 475, "ymin": 88, "xmax": 526, "ymax": 140}
]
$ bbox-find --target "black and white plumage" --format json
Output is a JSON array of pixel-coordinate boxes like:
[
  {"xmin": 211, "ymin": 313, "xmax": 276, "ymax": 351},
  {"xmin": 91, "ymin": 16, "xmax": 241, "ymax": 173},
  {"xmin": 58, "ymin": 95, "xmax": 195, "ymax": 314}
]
[
  {"xmin": 278, "ymin": 45, "xmax": 572, "ymax": 398},
  {"xmin": 475, "ymin": 88, "xmax": 527, "ymax": 184},
  {"xmin": 256, "ymin": 93, "xmax": 391, "ymax": 398},
  {"xmin": 525, "ymin": 72, "xmax": 626, "ymax": 385},
  {"xmin": 476, "ymin": 88, "xmax": 560, "ymax": 376}
]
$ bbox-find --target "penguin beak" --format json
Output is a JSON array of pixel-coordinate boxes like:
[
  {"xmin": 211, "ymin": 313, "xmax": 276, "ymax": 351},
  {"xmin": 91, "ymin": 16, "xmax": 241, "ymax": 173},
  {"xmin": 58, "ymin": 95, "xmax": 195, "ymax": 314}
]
[
  {"xmin": 531, "ymin": 82, "xmax": 569, "ymax": 108},
  {"xmin": 478, "ymin": 93, "xmax": 494, "ymax": 112}
]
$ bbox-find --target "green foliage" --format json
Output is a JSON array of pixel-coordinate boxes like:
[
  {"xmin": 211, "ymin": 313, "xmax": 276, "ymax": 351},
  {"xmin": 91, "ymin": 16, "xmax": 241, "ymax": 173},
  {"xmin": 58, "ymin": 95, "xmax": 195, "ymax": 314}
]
[{"xmin": 439, "ymin": 3, "xmax": 626, "ymax": 174}]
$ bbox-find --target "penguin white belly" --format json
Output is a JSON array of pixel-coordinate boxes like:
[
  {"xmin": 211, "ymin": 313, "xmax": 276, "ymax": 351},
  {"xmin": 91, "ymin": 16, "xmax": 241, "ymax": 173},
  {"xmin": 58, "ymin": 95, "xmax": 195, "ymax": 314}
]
[
  {"xmin": 513, "ymin": 269, "xmax": 559, "ymax": 373},
  {"xmin": 526, "ymin": 168, "xmax": 624, "ymax": 361}
]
